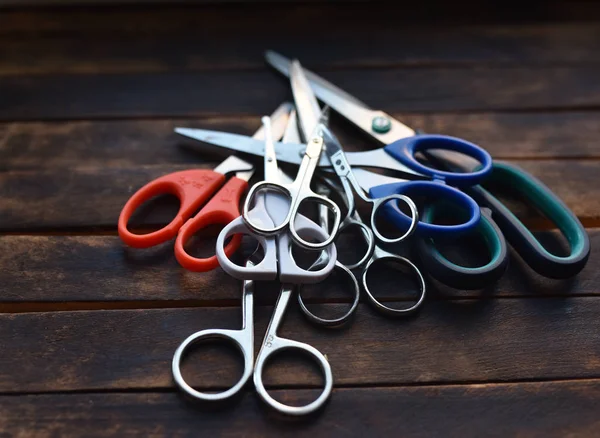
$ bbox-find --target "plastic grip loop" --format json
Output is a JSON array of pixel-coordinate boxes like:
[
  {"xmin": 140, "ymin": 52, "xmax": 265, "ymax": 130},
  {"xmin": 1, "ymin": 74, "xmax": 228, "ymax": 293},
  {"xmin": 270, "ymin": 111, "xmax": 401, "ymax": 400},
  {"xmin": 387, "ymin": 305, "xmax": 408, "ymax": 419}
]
[
  {"xmin": 415, "ymin": 206, "xmax": 508, "ymax": 290},
  {"xmin": 118, "ymin": 169, "xmax": 224, "ymax": 248},
  {"xmin": 369, "ymin": 180, "xmax": 481, "ymax": 237},
  {"xmin": 384, "ymin": 134, "xmax": 493, "ymax": 186},
  {"xmin": 174, "ymin": 177, "xmax": 249, "ymax": 272},
  {"xmin": 475, "ymin": 162, "xmax": 590, "ymax": 279}
]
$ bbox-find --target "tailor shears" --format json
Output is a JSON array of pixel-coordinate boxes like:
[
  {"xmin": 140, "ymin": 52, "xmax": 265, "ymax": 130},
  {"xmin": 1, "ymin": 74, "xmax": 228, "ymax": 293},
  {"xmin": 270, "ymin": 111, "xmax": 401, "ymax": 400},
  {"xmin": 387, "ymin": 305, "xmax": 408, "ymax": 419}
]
[
  {"xmin": 118, "ymin": 103, "xmax": 293, "ymax": 272},
  {"xmin": 173, "ymin": 249, "xmax": 333, "ymax": 416},
  {"xmin": 175, "ymin": 89, "xmax": 493, "ymax": 239},
  {"xmin": 215, "ymin": 116, "xmax": 337, "ymax": 283},
  {"xmin": 258, "ymin": 52, "xmax": 589, "ymax": 285}
]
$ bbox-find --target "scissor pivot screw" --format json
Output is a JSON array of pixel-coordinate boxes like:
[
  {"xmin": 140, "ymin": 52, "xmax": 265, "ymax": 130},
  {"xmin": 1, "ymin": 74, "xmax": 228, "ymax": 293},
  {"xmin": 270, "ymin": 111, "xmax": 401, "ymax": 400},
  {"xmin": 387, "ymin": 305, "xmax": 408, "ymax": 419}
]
[{"xmin": 372, "ymin": 116, "xmax": 392, "ymax": 134}]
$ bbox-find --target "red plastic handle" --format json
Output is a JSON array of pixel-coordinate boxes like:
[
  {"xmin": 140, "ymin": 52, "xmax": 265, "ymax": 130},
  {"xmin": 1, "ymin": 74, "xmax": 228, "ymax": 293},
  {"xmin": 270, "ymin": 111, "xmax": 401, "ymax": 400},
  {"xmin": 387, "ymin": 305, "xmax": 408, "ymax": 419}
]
[
  {"xmin": 175, "ymin": 177, "xmax": 249, "ymax": 271},
  {"xmin": 118, "ymin": 169, "xmax": 225, "ymax": 248}
]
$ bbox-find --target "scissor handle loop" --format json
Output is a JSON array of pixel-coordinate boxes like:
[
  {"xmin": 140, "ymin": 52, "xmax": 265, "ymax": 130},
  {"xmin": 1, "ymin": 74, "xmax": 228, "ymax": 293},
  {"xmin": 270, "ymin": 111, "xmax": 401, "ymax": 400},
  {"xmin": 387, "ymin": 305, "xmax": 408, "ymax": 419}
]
[
  {"xmin": 118, "ymin": 169, "xmax": 225, "ymax": 248},
  {"xmin": 174, "ymin": 177, "xmax": 248, "ymax": 272},
  {"xmin": 337, "ymin": 217, "xmax": 376, "ymax": 270},
  {"xmin": 416, "ymin": 206, "xmax": 509, "ymax": 289},
  {"xmin": 172, "ymin": 328, "xmax": 254, "ymax": 402},
  {"xmin": 253, "ymin": 335, "xmax": 333, "ymax": 416},
  {"xmin": 384, "ymin": 134, "xmax": 493, "ymax": 186},
  {"xmin": 371, "ymin": 194, "xmax": 419, "ymax": 244},
  {"xmin": 371, "ymin": 181, "xmax": 481, "ymax": 237},
  {"xmin": 362, "ymin": 248, "xmax": 426, "ymax": 316},
  {"xmin": 289, "ymin": 194, "xmax": 342, "ymax": 250},
  {"xmin": 216, "ymin": 216, "xmax": 279, "ymax": 281},
  {"xmin": 243, "ymin": 181, "xmax": 292, "ymax": 236},
  {"xmin": 297, "ymin": 261, "xmax": 360, "ymax": 327}
]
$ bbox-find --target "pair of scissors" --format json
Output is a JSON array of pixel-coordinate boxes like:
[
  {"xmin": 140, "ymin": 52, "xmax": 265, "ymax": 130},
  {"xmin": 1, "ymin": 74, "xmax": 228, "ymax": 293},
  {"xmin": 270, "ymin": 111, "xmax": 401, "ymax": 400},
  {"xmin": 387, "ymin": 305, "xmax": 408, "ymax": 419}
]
[
  {"xmin": 288, "ymin": 60, "xmax": 419, "ymax": 244},
  {"xmin": 175, "ymin": 81, "xmax": 494, "ymax": 239},
  {"xmin": 172, "ymin": 249, "xmax": 333, "ymax": 416},
  {"xmin": 215, "ymin": 117, "xmax": 337, "ymax": 283},
  {"xmin": 261, "ymin": 52, "xmax": 589, "ymax": 285},
  {"xmin": 118, "ymin": 103, "xmax": 292, "ymax": 272}
]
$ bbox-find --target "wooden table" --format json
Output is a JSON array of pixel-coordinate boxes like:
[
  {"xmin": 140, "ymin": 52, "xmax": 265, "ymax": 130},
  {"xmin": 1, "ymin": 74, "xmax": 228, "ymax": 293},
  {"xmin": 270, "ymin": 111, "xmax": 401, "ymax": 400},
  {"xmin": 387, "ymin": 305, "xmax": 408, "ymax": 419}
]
[{"xmin": 2, "ymin": 2, "xmax": 600, "ymax": 436}]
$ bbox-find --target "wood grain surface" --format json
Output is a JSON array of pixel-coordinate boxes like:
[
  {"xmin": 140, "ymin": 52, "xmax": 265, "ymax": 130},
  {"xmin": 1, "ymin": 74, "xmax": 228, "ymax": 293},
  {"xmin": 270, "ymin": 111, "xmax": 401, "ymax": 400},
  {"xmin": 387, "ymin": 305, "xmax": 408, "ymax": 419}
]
[
  {"xmin": 2, "ymin": 380, "xmax": 600, "ymax": 437},
  {"xmin": 1, "ymin": 2, "xmax": 599, "ymax": 436}
]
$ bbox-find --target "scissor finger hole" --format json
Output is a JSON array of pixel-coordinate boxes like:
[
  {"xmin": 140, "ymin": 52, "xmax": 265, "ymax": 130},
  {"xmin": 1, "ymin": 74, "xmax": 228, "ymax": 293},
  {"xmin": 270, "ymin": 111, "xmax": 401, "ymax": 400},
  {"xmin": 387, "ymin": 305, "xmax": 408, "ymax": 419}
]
[
  {"xmin": 363, "ymin": 256, "xmax": 426, "ymax": 315},
  {"xmin": 372, "ymin": 195, "xmax": 418, "ymax": 244},
  {"xmin": 415, "ymin": 147, "xmax": 482, "ymax": 174},
  {"xmin": 298, "ymin": 262, "xmax": 360, "ymax": 326},
  {"xmin": 294, "ymin": 197, "xmax": 340, "ymax": 249},
  {"xmin": 336, "ymin": 222, "xmax": 374, "ymax": 269},
  {"xmin": 259, "ymin": 349, "xmax": 327, "ymax": 408},
  {"xmin": 127, "ymin": 193, "xmax": 181, "ymax": 235},
  {"xmin": 175, "ymin": 337, "xmax": 245, "ymax": 395},
  {"xmin": 183, "ymin": 223, "xmax": 233, "ymax": 259},
  {"xmin": 218, "ymin": 232, "xmax": 264, "ymax": 268}
]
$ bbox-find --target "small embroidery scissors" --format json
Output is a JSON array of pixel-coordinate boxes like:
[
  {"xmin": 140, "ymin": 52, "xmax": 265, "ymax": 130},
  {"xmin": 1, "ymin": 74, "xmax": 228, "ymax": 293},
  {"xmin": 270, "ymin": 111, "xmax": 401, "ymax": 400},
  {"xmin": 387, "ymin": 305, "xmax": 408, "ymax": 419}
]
[
  {"xmin": 215, "ymin": 116, "xmax": 337, "ymax": 283},
  {"xmin": 172, "ymin": 249, "xmax": 333, "ymax": 416}
]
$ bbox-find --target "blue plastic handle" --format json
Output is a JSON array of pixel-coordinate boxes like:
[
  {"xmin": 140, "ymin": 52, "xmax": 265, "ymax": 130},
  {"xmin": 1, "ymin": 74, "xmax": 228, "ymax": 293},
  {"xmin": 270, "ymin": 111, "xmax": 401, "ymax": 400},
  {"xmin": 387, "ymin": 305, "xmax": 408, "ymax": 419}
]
[
  {"xmin": 384, "ymin": 134, "xmax": 493, "ymax": 186},
  {"xmin": 369, "ymin": 180, "xmax": 481, "ymax": 237}
]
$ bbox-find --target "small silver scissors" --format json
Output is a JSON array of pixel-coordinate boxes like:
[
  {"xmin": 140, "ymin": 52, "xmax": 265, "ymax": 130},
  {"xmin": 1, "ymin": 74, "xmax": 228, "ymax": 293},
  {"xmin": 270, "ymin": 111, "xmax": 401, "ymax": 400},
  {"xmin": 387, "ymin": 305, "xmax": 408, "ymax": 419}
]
[
  {"xmin": 241, "ymin": 111, "xmax": 342, "ymax": 250},
  {"xmin": 172, "ymin": 250, "xmax": 333, "ymax": 416},
  {"xmin": 299, "ymin": 181, "xmax": 426, "ymax": 319},
  {"xmin": 216, "ymin": 116, "xmax": 337, "ymax": 283},
  {"xmin": 288, "ymin": 59, "xmax": 419, "ymax": 244}
]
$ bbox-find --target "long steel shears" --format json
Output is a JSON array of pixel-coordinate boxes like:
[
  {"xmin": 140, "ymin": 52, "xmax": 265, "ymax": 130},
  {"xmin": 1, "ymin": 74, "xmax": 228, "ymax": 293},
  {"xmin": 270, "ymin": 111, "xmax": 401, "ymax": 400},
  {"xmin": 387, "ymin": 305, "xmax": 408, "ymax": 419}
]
[{"xmin": 262, "ymin": 52, "xmax": 589, "ymax": 285}]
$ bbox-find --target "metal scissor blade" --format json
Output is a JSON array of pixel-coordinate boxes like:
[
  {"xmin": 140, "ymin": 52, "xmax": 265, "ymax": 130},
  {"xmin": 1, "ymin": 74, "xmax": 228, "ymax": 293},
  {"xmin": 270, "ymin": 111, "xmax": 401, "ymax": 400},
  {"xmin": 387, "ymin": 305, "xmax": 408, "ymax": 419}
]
[
  {"xmin": 265, "ymin": 50, "xmax": 415, "ymax": 145},
  {"xmin": 175, "ymin": 128, "xmax": 307, "ymax": 166},
  {"xmin": 351, "ymin": 168, "xmax": 408, "ymax": 192},
  {"xmin": 176, "ymin": 128, "xmax": 424, "ymax": 176},
  {"xmin": 289, "ymin": 60, "xmax": 321, "ymax": 140}
]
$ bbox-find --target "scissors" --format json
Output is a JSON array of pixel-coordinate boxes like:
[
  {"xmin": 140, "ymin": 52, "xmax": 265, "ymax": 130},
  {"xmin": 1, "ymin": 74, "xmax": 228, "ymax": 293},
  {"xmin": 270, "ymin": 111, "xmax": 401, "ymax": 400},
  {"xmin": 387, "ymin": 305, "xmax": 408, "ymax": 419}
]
[
  {"xmin": 118, "ymin": 103, "xmax": 292, "ymax": 272},
  {"xmin": 262, "ymin": 52, "xmax": 589, "ymax": 284},
  {"xmin": 299, "ymin": 181, "xmax": 426, "ymax": 319},
  {"xmin": 215, "ymin": 116, "xmax": 337, "ymax": 283},
  {"xmin": 175, "ymin": 98, "xmax": 492, "ymax": 238},
  {"xmin": 172, "ymin": 249, "xmax": 333, "ymax": 416},
  {"xmin": 240, "ymin": 83, "xmax": 342, "ymax": 250},
  {"xmin": 289, "ymin": 60, "xmax": 419, "ymax": 244}
]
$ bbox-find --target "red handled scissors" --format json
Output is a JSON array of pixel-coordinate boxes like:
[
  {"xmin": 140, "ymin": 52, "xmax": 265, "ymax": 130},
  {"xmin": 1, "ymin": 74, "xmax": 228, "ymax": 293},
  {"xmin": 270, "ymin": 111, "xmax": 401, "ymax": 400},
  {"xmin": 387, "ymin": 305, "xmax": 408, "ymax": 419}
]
[{"xmin": 118, "ymin": 103, "xmax": 294, "ymax": 272}]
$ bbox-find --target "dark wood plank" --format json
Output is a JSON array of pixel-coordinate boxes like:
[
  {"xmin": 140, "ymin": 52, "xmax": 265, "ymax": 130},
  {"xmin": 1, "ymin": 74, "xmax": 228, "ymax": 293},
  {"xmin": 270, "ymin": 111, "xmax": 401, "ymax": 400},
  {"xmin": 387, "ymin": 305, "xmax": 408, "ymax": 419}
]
[
  {"xmin": 2, "ymin": 380, "xmax": 600, "ymax": 437},
  {"xmin": 5, "ymin": 66, "xmax": 600, "ymax": 121},
  {"xmin": 2, "ymin": 111, "xmax": 600, "ymax": 171},
  {"xmin": 2, "ymin": 297, "xmax": 600, "ymax": 392},
  {"xmin": 3, "ymin": 3, "xmax": 599, "ymax": 40},
  {"xmin": 1, "ymin": 160, "xmax": 595, "ymax": 231},
  {"xmin": 0, "ymin": 229, "xmax": 598, "ymax": 303},
  {"xmin": 4, "ymin": 22, "xmax": 600, "ymax": 76}
]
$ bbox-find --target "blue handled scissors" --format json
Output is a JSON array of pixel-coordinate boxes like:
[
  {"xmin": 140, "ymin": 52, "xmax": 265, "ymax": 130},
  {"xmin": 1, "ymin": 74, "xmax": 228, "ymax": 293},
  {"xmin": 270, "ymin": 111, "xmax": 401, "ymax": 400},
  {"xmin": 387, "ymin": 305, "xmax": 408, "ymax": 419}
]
[
  {"xmin": 175, "ymin": 72, "xmax": 493, "ymax": 238},
  {"xmin": 263, "ymin": 51, "xmax": 589, "ymax": 285}
]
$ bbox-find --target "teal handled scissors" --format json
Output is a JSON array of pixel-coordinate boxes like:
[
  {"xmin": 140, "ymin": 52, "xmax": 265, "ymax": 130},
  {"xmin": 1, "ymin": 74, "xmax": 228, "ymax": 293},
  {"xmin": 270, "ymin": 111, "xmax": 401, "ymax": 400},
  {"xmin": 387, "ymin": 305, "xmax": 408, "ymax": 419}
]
[{"xmin": 262, "ymin": 51, "xmax": 589, "ymax": 286}]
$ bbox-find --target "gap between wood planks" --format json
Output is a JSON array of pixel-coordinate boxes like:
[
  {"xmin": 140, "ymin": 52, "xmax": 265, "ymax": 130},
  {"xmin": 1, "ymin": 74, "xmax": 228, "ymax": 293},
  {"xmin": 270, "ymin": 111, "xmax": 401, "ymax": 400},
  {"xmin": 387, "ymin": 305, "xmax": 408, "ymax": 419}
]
[
  {"xmin": 2, "ymin": 291, "xmax": 599, "ymax": 314},
  {"xmin": 1, "ymin": 375, "xmax": 600, "ymax": 397}
]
